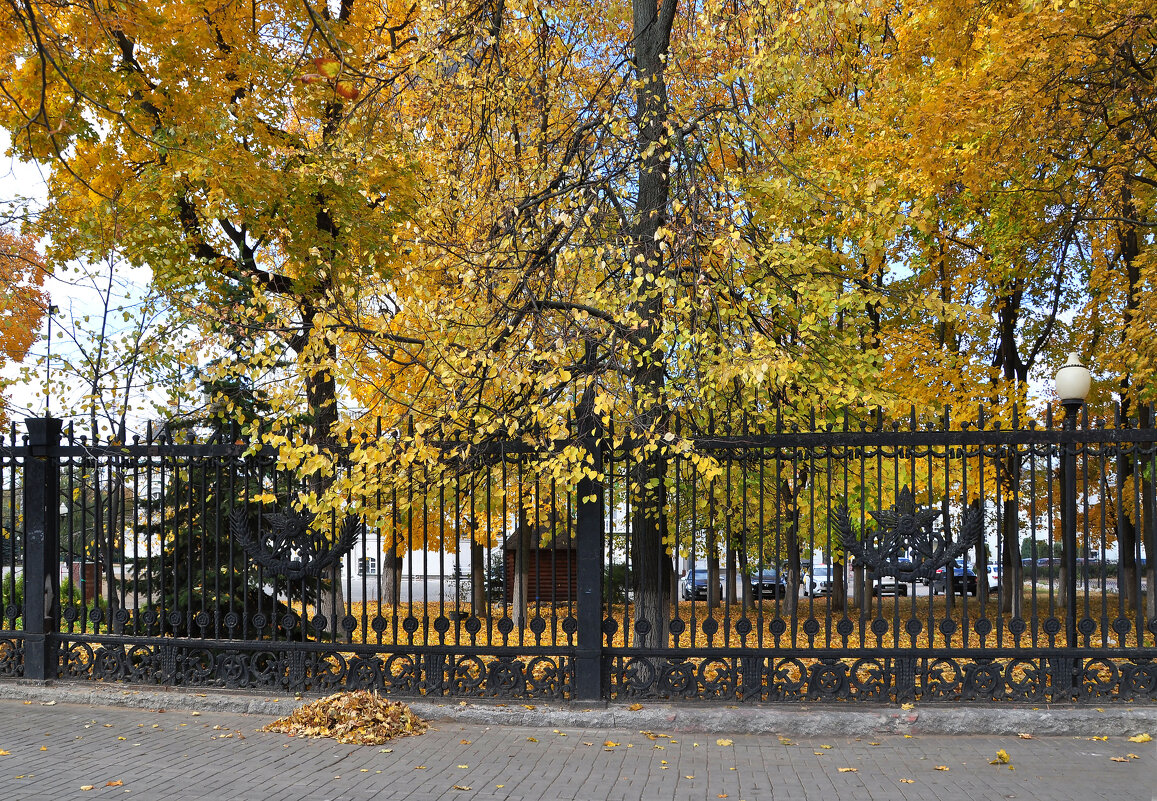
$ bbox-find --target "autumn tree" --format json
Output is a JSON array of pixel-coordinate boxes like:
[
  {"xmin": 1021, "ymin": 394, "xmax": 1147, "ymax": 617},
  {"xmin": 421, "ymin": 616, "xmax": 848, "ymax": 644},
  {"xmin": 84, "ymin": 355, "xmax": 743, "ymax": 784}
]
[{"xmin": 0, "ymin": 224, "xmax": 46, "ymax": 423}]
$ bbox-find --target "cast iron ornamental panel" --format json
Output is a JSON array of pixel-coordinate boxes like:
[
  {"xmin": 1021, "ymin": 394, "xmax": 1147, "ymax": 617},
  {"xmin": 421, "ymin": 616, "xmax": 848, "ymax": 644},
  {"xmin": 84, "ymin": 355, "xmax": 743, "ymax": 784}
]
[
  {"xmin": 604, "ymin": 653, "xmax": 1157, "ymax": 703},
  {"xmin": 229, "ymin": 508, "xmax": 361, "ymax": 581},
  {"xmin": 56, "ymin": 637, "xmax": 572, "ymax": 698},
  {"xmin": 834, "ymin": 486, "xmax": 982, "ymax": 583}
]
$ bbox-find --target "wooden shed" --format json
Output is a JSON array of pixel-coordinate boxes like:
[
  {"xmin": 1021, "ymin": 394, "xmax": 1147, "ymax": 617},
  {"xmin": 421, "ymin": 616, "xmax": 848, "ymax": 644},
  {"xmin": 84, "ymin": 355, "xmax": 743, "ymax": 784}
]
[{"xmin": 503, "ymin": 523, "xmax": 577, "ymax": 604}]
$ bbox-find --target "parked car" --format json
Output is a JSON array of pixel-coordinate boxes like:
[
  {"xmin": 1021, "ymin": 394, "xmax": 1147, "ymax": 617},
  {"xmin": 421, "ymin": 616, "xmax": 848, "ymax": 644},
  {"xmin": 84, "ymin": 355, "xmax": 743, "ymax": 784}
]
[
  {"xmin": 872, "ymin": 559, "xmax": 913, "ymax": 596},
  {"xmin": 931, "ymin": 560, "xmax": 978, "ymax": 596},
  {"xmin": 680, "ymin": 568, "xmax": 721, "ymax": 601},
  {"xmin": 749, "ymin": 568, "xmax": 788, "ymax": 600},
  {"xmin": 986, "ymin": 564, "xmax": 1001, "ymax": 587},
  {"xmin": 802, "ymin": 565, "xmax": 835, "ymax": 597}
]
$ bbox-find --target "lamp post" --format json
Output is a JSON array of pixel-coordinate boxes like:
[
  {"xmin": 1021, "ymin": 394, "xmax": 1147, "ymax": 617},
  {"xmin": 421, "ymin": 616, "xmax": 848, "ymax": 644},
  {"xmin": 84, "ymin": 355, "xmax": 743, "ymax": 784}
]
[{"xmin": 1055, "ymin": 353, "xmax": 1090, "ymax": 649}]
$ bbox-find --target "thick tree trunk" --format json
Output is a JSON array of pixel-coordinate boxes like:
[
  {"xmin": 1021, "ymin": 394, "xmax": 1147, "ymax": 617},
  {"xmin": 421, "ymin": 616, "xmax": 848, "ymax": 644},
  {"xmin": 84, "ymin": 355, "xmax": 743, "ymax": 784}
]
[
  {"xmin": 382, "ymin": 544, "xmax": 402, "ymax": 607},
  {"xmin": 779, "ymin": 475, "xmax": 804, "ymax": 618},
  {"xmin": 303, "ymin": 325, "xmax": 345, "ymax": 638},
  {"xmin": 512, "ymin": 509, "xmax": 530, "ymax": 628},
  {"xmin": 470, "ymin": 539, "xmax": 487, "ymax": 615},
  {"xmin": 830, "ymin": 559, "xmax": 845, "ymax": 613},
  {"xmin": 1118, "ymin": 183, "xmax": 1143, "ymax": 613},
  {"xmin": 631, "ymin": 451, "xmax": 671, "ymax": 647},
  {"xmin": 852, "ymin": 563, "xmax": 865, "ymax": 612},
  {"xmin": 998, "ymin": 453, "xmax": 1021, "ymax": 616},
  {"xmin": 626, "ymin": 0, "xmax": 677, "ymax": 649},
  {"xmin": 725, "ymin": 543, "xmax": 738, "ymax": 605}
]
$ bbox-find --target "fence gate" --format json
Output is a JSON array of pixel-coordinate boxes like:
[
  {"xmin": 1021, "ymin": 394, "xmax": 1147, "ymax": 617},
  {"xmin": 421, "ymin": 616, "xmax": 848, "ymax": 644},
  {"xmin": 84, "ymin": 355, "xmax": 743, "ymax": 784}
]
[{"xmin": 2, "ymin": 408, "xmax": 1156, "ymax": 704}]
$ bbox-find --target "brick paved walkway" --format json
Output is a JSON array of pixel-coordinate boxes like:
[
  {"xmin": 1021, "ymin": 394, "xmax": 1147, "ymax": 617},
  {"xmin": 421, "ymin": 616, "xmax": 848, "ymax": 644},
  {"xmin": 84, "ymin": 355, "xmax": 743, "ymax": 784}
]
[{"xmin": 0, "ymin": 700, "xmax": 1152, "ymax": 801}]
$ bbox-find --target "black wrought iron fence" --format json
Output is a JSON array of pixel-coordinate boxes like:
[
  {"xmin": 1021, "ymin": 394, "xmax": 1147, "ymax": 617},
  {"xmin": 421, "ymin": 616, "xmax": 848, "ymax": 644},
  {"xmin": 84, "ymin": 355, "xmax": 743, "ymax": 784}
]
[{"xmin": 1, "ymin": 405, "xmax": 1154, "ymax": 704}]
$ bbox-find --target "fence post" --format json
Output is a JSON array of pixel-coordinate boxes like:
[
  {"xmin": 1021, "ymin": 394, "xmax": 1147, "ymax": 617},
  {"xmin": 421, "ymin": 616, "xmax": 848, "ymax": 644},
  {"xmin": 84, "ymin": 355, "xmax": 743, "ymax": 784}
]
[
  {"xmin": 574, "ymin": 383, "xmax": 605, "ymax": 702},
  {"xmin": 23, "ymin": 416, "xmax": 62, "ymax": 681}
]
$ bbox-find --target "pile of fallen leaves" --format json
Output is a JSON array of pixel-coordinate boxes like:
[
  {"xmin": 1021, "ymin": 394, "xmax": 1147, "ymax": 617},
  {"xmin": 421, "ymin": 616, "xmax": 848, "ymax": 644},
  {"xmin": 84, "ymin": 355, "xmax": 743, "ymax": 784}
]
[{"xmin": 263, "ymin": 691, "xmax": 427, "ymax": 745}]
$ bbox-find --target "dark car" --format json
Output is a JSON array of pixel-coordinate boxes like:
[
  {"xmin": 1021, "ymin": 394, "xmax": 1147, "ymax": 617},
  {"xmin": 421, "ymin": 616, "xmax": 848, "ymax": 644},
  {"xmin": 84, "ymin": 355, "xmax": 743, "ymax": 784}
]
[
  {"xmin": 749, "ymin": 568, "xmax": 787, "ymax": 600},
  {"xmin": 931, "ymin": 561, "xmax": 978, "ymax": 596},
  {"xmin": 680, "ymin": 568, "xmax": 721, "ymax": 601},
  {"xmin": 872, "ymin": 559, "xmax": 914, "ymax": 596}
]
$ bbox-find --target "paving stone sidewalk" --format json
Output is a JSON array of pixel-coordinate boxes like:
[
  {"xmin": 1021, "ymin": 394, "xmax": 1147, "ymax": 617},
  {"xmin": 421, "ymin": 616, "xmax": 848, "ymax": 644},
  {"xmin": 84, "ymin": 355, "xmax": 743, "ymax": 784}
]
[{"xmin": 0, "ymin": 698, "xmax": 1153, "ymax": 801}]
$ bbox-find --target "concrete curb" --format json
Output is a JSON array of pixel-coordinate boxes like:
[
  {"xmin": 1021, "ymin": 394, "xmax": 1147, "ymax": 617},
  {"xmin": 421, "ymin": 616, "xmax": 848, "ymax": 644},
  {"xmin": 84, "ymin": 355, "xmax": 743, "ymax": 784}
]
[{"xmin": 1, "ymin": 680, "xmax": 1154, "ymax": 737}]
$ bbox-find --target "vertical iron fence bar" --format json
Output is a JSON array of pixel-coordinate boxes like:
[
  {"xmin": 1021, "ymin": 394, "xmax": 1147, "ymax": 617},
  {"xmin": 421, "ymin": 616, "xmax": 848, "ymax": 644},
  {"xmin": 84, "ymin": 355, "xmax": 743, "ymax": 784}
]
[
  {"xmin": 724, "ymin": 447, "xmax": 734, "ymax": 641},
  {"xmin": 1080, "ymin": 408, "xmax": 1092, "ymax": 645},
  {"xmin": 158, "ymin": 428, "xmax": 169, "ymax": 638},
  {"xmin": 211, "ymin": 436, "xmax": 221, "ymax": 639},
  {"xmin": 23, "ymin": 416, "xmax": 62, "ymax": 680},
  {"xmin": 841, "ymin": 414, "xmax": 851, "ymax": 647},
  {"xmin": 1026, "ymin": 434, "xmax": 1039, "ymax": 648},
  {"xmin": 673, "ymin": 418, "xmax": 683, "ymax": 644},
  {"xmin": 575, "ymin": 384, "xmax": 604, "ymax": 702},
  {"xmin": 824, "ymin": 427, "xmax": 834, "ymax": 649},
  {"xmin": 758, "ymin": 425, "xmax": 768, "ymax": 650},
  {"xmin": 406, "ymin": 430, "xmax": 416, "ymax": 647},
  {"xmin": 992, "ymin": 437, "xmax": 1003, "ymax": 646},
  {"xmin": 945, "ymin": 409, "xmax": 956, "ymax": 650},
  {"xmin": 197, "ymin": 441, "xmax": 207, "ymax": 637},
  {"xmin": 497, "ymin": 455, "xmax": 507, "ymax": 645},
  {"xmin": 1045, "ymin": 405, "xmax": 1057, "ymax": 636},
  {"xmin": 858, "ymin": 423, "xmax": 868, "ymax": 644},
  {"xmin": 4, "ymin": 423, "xmax": 16, "ymax": 631},
  {"xmin": 605, "ymin": 419, "xmax": 616, "ymax": 650},
  {"xmin": 1062, "ymin": 402, "xmax": 1080, "ymax": 649},
  {"xmin": 2, "ymin": 427, "xmax": 12, "ymax": 631},
  {"xmin": 1138, "ymin": 409, "xmax": 1152, "ymax": 646},
  {"xmin": 225, "ymin": 423, "xmax": 235, "ymax": 640},
  {"xmin": 689, "ymin": 428, "xmax": 699, "ymax": 641},
  {"xmin": 63, "ymin": 424, "xmax": 75, "ymax": 632},
  {"xmin": 1145, "ymin": 406, "xmax": 1157, "ymax": 642},
  {"xmin": 240, "ymin": 428, "xmax": 251, "ymax": 641},
  {"xmin": 622, "ymin": 433, "xmax": 633, "ymax": 648}
]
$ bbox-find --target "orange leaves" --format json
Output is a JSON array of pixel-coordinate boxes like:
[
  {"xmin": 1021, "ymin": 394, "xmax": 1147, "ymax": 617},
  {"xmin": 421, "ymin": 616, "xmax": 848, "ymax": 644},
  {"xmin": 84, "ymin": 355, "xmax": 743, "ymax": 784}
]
[
  {"xmin": 296, "ymin": 57, "xmax": 360, "ymax": 101},
  {"xmin": 263, "ymin": 690, "xmax": 427, "ymax": 745},
  {"xmin": 313, "ymin": 58, "xmax": 341, "ymax": 80},
  {"xmin": 0, "ymin": 226, "xmax": 46, "ymax": 421}
]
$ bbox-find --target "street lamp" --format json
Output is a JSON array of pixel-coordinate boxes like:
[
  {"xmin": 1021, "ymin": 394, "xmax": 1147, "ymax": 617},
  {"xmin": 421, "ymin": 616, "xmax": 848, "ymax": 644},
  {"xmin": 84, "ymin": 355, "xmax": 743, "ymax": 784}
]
[{"xmin": 1054, "ymin": 352, "xmax": 1090, "ymax": 649}]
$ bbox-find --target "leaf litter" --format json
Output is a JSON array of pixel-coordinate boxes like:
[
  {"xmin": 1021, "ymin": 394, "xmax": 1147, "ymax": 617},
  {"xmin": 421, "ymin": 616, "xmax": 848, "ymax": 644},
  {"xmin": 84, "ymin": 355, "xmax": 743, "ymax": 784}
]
[{"xmin": 262, "ymin": 690, "xmax": 427, "ymax": 745}]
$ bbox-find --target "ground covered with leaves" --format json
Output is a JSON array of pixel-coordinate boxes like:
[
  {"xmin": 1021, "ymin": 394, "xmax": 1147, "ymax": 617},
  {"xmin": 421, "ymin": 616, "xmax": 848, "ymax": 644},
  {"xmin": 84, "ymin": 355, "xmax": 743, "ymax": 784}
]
[{"xmin": 263, "ymin": 690, "xmax": 427, "ymax": 745}]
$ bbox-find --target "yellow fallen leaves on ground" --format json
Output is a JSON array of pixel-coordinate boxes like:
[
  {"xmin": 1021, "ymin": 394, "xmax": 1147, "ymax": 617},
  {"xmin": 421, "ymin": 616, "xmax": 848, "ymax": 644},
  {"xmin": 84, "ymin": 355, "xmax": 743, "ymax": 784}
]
[
  {"xmin": 1127, "ymin": 733, "xmax": 1151, "ymax": 743},
  {"xmin": 716, "ymin": 738, "xmax": 734, "ymax": 746},
  {"xmin": 262, "ymin": 690, "xmax": 427, "ymax": 745},
  {"xmin": 989, "ymin": 749, "xmax": 1011, "ymax": 765},
  {"xmin": 1111, "ymin": 754, "xmax": 1142, "ymax": 762}
]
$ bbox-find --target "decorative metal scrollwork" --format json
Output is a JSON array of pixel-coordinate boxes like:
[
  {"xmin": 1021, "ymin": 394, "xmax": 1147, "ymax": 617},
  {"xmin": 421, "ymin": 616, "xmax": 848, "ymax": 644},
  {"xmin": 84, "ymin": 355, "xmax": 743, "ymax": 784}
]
[
  {"xmin": 835, "ymin": 486, "xmax": 981, "ymax": 581},
  {"xmin": 230, "ymin": 508, "xmax": 360, "ymax": 580}
]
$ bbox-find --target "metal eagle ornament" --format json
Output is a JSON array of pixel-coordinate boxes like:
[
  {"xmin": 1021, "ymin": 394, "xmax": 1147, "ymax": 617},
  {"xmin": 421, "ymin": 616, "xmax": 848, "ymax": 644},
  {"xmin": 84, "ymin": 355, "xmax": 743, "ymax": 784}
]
[
  {"xmin": 834, "ymin": 486, "xmax": 981, "ymax": 580},
  {"xmin": 230, "ymin": 507, "xmax": 360, "ymax": 580}
]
